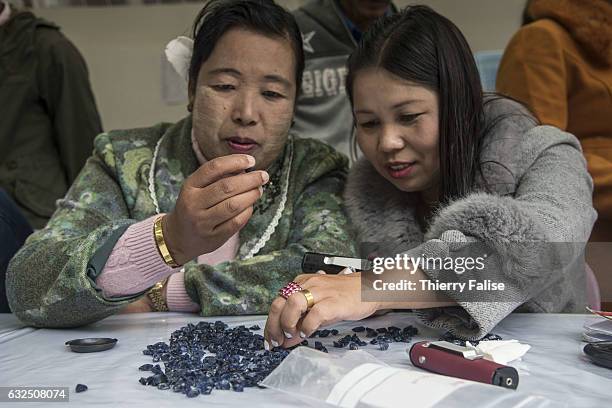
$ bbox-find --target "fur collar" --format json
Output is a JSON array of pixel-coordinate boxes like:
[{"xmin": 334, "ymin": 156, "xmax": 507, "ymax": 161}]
[
  {"xmin": 528, "ymin": 0, "xmax": 612, "ymax": 66},
  {"xmin": 343, "ymin": 158, "xmax": 425, "ymax": 252}
]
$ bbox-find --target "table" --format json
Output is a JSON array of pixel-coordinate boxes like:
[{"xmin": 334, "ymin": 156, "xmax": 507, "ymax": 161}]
[{"xmin": 1, "ymin": 312, "xmax": 611, "ymax": 407}]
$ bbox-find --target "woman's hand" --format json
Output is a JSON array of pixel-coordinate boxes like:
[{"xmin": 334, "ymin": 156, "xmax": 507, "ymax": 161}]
[
  {"xmin": 264, "ymin": 272, "xmax": 380, "ymax": 349},
  {"xmin": 163, "ymin": 154, "xmax": 269, "ymax": 265}
]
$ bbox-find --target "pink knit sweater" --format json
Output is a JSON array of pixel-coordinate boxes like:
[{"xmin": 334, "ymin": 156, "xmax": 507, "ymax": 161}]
[{"xmin": 96, "ymin": 133, "xmax": 240, "ymax": 311}]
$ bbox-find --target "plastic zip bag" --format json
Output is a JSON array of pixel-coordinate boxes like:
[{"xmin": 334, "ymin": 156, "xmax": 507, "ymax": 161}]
[{"xmin": 261, "ymin": 347, "xmax": 560, "ymax": 408}]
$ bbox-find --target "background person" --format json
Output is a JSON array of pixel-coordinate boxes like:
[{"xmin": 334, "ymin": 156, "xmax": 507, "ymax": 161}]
[
  {"xmin": 292, "ymin": 0, "xmax": 396, "ymax": 158},
  {"xmin": 496, "ymin": 0, "xmax": 612, "ymax": 243},
  {"xmin": 0, "ymin": 1, "xmax": 103, "ymax": 230}
]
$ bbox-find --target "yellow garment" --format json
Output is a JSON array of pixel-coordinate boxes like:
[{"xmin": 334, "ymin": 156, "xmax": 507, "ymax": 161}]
[{"xmin": 497, "ymin": 0, "xmax": 612, "ymax": 241}]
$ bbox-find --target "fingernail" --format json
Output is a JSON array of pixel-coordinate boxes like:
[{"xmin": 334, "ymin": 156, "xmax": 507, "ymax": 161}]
[
  {"xmin": 284, "ymin": 331, "xmax": 293, "ymax": 339},
  {"xmin": 299, "ymin": 331, "xmax": 306, "ymax": 339},
  {"xmin": 264, "ymin": 339, "xmax": 270, "ymax": 351},
  {"xmin": 246, "ymin": 155, "xmax": 256, "ymax": 167},
  {"xmin": 271, "ymin": 339, "xmax": 280, "ymax": 348},
  {"xmin": 258, "ymin": 186, "xmax": 263, "ymax": 195},
  {"xmin": 261, "ymin": 171, "xmax": 269, "ymax": 183}
]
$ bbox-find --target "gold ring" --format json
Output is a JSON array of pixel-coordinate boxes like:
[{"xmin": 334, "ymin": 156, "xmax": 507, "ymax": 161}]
[{"xmin": 301, "ymin": 289, "xmax": 315, "ymax": 310}]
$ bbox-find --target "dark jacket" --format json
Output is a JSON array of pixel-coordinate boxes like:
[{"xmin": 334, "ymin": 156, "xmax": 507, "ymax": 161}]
[{"xmin": 0, "ymin": 8, "xmax": 102, "ymax": 229}]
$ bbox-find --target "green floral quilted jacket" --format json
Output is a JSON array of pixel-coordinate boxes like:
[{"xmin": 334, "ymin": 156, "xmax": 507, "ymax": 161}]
[{"xmin": 7, "ymin": 116, "xmax": 357, "ymax": 328}]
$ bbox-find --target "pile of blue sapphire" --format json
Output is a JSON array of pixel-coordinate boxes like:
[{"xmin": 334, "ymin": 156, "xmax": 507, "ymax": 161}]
[{"xmin": 138, "ymin": 321, "xmax": 284, "ymax": 397}]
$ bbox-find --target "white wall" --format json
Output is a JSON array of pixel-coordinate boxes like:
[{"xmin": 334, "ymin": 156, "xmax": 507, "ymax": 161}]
[{"xmin": 34, "ymin": 0, "xmax": 526, "ymax": 131}]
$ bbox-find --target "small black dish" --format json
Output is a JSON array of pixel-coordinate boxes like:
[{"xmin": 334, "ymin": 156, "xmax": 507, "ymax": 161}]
[
  {"xmin": 584, "ymin": 341, "xmax": 612, "ymax": 369},
  {"xmin": 65, "ymin": 338, "xmax": 118, "ymax": 353}
]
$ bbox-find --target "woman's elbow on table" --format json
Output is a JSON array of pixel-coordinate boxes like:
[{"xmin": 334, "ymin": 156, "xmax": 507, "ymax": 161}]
[{"xmin": 6, "ymin": 240, "xmax": 121, "ymax": 328}]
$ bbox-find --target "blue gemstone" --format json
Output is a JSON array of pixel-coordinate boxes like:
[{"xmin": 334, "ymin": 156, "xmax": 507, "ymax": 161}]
[
  {"xmin": 75, "ymin": 384, "xmax": 88, "ymax": 393},
  {"xmin": 319, "ymin": 329, "xmax": 331, "ymax": 337}
]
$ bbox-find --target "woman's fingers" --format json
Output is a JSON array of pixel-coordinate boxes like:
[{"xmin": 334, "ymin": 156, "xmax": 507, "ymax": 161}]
[
  {"xmin": 188, "ymin": 154, "xmax": 255, "ymax": 188},
  {"xmin": 207, "ymin": 188, "xmax": 261, "ymax": 230},
  {"xmin": 264, "ymin": 275, "xmax": 319, "ymax": 349},
  {"xmin": 265, "ymin": 274, "xmax": 357, "ymax": 349},
  {"xmin": 201, "ymin": 170, "xmax": 269, "ymax": 209},
  {"xmin": 278, "ymin": 287, "xmax": 320, "ymax": 341},
  {"xmin": 212, "ymin": 206, "xmax": 254, "ymax": 238},
  {"xmin": 340, "ymin": 267, "xmax": 355, "ymax": 275},
  {"xmin": 299, "ymin": 299, "xmax": 343, "ymax": 336},
  {"xmin": 264, "ymin": 297, "xmax": 287, "ymax": 349}
]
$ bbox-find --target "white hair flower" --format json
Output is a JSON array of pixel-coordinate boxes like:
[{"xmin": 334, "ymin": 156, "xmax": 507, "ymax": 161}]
[{"xmin": 165, "ymin": 36, "xmax": 194, "ymax": 83}]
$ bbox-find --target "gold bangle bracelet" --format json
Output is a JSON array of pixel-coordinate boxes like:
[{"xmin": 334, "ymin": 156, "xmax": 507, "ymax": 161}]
[{"xmin": 154, "ymin": 216, "xmax": 180, "ymax": 268}]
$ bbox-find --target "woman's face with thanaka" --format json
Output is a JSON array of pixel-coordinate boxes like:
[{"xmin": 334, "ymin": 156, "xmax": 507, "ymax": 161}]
[{"xmin": 190, "ymin": 28, "xmax": 297, "ymax": 170}]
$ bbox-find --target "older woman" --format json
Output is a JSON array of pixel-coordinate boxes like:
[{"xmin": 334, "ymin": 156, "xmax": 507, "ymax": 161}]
[
  {"xmin": 264, "ymin": 5, "xmax": 596, "ymax": 346},
  {"xmin": 7, "ymin": 0, "xmax": 356, "ymax": 328}
]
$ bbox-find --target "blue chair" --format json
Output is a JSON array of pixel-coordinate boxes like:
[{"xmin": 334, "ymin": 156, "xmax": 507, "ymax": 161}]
[{"xmin": 474, "ymin": 50, "xmax": 504, "ymax": 92}]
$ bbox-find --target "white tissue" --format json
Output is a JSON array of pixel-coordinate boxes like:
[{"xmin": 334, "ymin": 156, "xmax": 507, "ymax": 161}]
[
  {"xmin": 165, "ymin": 36, "xmax": 194, "ymax": 83},
  {"xmin": 466, "ymin": 340, "xmax": 530, "ymax": 365}
]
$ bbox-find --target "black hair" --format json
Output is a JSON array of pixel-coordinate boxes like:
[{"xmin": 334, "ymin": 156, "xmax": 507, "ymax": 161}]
[
  {"xmin": 188, "ymin": 0, "xmax": 304, "ymax": 100},
  {"xmin": 521, "ymin": 0, "xmax": 535, "ymax": 26},
  {"xmin": 346, "ymin": 5, "xmax": 485, "ymax": 204}
]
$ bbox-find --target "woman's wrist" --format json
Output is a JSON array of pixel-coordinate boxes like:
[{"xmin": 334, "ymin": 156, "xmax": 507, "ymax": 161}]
[{"xmin": 158, "ymin": 213, "xmax": 189, "ymax": 266}]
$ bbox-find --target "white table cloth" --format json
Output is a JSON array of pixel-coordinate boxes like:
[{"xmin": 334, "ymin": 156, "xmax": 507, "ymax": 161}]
[{"xmin": 1, "ymin": 312, "xmax": 611, "ymax": 407}]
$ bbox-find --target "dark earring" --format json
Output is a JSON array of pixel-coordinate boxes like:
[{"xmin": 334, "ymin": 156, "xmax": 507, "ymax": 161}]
[{"xmin": 187, "ymin": 102, "xmax": 193, "ymax": 112}]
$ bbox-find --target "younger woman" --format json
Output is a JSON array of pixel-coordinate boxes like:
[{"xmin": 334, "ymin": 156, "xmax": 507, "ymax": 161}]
[{"xmin": 265, "ymin": 5, "xmax": 596, "ymax": 345}]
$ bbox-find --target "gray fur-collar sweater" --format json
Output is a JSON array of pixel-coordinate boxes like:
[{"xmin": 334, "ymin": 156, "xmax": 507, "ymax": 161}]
[{"xmin": 344, "ymin": 97, "xmax": 597, "ymax": 340}]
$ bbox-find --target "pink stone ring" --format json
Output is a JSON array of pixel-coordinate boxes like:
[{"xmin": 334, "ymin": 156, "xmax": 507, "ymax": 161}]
[{"xmin": 278, "ymin": 281, "xmax": 303, "ymax": 299}]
